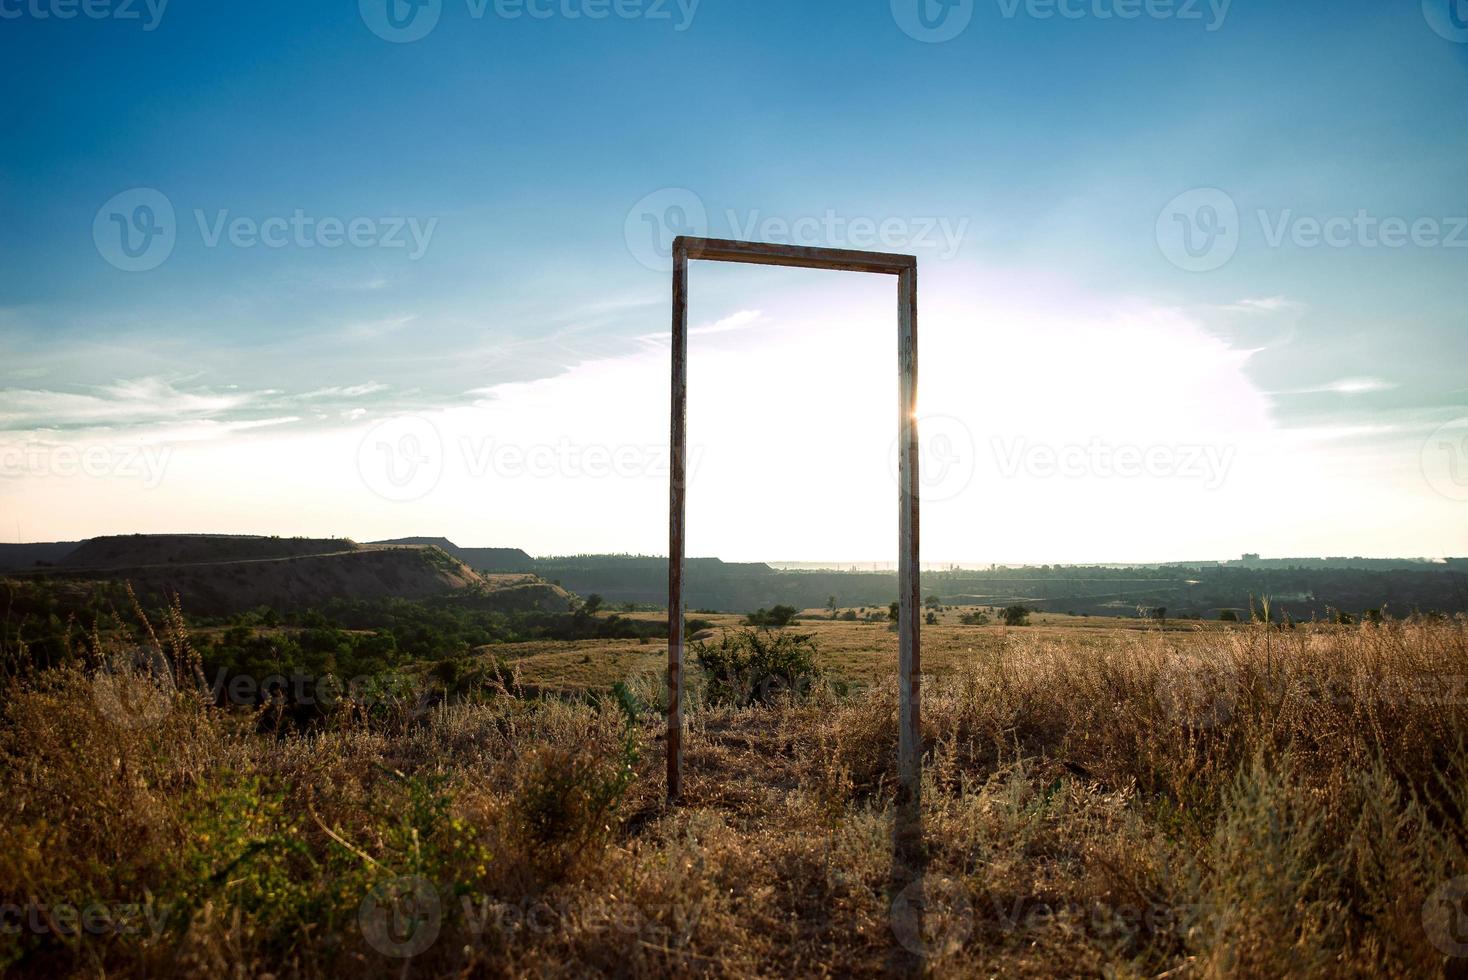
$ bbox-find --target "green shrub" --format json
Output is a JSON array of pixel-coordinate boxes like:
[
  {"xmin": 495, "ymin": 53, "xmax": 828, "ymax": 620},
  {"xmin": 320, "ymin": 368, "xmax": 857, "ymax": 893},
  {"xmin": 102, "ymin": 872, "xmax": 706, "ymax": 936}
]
[
  {"xmin": 509, "ymin": 690, "xmax": 638, "ymax": 878},
  {"xmin": 1001, "ymin": 604, "xmax": 1031, "ymax": 627},
  {"xmin": 693, "ymin": 628, "xmax": 818, "ymax": 707},
  {"xmin": 745, "ymin": 605, "xmax": 799, "ymax": 628}
]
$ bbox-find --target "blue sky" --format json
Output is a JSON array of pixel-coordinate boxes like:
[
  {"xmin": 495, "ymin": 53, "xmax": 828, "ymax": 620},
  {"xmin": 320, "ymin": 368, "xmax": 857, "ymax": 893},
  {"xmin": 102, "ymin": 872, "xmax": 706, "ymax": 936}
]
[{"xmin": 2, "ymin": 0, "xmax": 1467, "ymax": 560}]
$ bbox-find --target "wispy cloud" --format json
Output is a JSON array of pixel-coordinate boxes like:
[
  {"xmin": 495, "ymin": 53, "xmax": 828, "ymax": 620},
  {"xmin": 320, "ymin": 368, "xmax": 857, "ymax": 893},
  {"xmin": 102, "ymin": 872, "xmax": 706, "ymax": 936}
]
[
  {"xmin": 0, "ymin": 379, "xmax": 255, "ymax": 429},
  {"xmin": 1220, "ymin": 297, "xmax": 1302, "ymax": 315},
  {"xmin": 1275, "ymin": 377, "xmax": 1397, "ymax": 396},
  {"xmin": 336, "ymin": 314, "xmax": 420, "ymax": 340},
  {"xmin": 692, "ymin": 310, "xmax": 763, "ymax": 337},
  {"xmin": 299, "ymin": 382, "xmax": 389, "ymax": 399},
  {"xmin": 636, "ymin": 309, "xmax": 764, "ymax": 346},
  {"xmin": 0, "ymin": 376, "xmax": 400, "ymax": 436}
]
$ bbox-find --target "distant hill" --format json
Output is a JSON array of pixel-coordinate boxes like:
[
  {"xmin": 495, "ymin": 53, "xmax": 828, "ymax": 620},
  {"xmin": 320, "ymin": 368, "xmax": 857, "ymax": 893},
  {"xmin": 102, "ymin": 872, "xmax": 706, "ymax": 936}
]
[
  {"xmin": 525, "ymin": 554, "xmax": 1468, "ymax": 619},
  {"xmin": 371, "ymin": 537, "xmax": 535, "ymax": 572},
  {"xmin": 6, "ymin": 535, "xmax": 1463, "ymax": 619},
  {"xmin": 63, "ymin": 534, "xmax": 356, "ymax": 569},
  {"xmin": 3, "ymin": 534, "xmax": 570, "ymax": 617},
  {"xmin": 0, "ymin": 541, "xmax": 82, "ymax": 571}
]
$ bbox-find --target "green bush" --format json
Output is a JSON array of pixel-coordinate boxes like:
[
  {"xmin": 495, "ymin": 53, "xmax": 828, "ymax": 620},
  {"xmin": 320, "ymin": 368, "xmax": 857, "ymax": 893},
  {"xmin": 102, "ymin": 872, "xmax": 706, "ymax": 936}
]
[
  {"xmin": 693, "ymin": 628, "xmax": 818, "ymax": 707},
  {"xmin": 510, "ymin": 689, "xmax": 639, "ymax": 878},
  {"xmin": 1001, "ymin": 604, "xmax": 1031, "ymax": 627},
  {"xmin": 745, "ymin": 605, "xmax": 799, "ymax": 628}
]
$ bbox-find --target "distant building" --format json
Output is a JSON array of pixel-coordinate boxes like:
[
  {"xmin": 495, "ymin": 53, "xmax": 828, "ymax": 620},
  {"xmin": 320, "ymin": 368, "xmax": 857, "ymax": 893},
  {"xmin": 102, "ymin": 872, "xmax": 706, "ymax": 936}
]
[{"xmin": 1242, "ymin": 553, "xmax": 1261, "ymax": 562}]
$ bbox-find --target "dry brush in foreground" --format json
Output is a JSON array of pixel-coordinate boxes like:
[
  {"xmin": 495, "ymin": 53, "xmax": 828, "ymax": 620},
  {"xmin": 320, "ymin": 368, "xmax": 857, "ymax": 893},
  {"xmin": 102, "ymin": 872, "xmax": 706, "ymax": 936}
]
[{"xmin": 2, "ymin": 617, "xmax": 1466, "ymax": 977}]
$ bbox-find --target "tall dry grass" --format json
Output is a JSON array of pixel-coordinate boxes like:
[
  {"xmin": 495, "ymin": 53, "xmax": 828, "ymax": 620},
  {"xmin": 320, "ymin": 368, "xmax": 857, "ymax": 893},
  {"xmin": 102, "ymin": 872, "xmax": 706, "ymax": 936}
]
[{"xmin": 1, "ymin": 617, "xmax": 1466, "ymax": 977}]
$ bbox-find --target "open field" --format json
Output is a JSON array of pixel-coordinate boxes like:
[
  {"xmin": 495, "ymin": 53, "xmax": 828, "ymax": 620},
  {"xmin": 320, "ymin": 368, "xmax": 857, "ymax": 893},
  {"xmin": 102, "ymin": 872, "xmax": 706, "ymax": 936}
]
[
  {"xmin": 3, "ymin": 610, "xmax": 1467, "ymax": 978},
  {"xmin": 488, "ymin": 612, "xmax": 1241, "ymax": 692}
]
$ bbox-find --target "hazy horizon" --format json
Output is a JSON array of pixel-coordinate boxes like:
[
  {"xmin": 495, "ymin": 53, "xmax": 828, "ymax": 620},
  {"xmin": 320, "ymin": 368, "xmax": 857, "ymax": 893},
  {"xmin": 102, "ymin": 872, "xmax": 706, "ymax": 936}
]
[{"xmin": 2, "ymin": 529, "xmax": 1459, "ymax": 569}]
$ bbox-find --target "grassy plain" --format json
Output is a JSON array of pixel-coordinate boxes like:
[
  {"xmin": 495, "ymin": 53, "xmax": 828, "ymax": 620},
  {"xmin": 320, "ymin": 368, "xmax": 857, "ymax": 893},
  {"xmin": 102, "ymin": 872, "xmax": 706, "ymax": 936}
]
[
  {"xmin": 2, "ymin": 611, "xmax": 1466, "ymax": 977},
  {"xmin": 489, "ymin": 610, "xmax": 1231, "ymax": 692}
]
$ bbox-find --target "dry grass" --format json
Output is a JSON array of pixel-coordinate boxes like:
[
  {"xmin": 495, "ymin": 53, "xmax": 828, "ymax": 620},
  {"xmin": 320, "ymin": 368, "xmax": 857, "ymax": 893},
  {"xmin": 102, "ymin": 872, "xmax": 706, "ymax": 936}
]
[{"xmin": 2, "ymin": 618, "xmax": 1467, "ymax": 977}]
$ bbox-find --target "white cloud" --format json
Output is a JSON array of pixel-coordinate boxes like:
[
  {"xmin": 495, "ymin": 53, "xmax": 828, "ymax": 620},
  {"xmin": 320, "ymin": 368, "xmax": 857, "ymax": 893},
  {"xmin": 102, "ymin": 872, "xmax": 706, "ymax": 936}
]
[
  {"xmin": 1221, "ymin": 296, "xmax": 1301, "ymax": 315},
  {"xmin": 1275, "ymin": 377, "xmax": 1397, "ymax": 396}
]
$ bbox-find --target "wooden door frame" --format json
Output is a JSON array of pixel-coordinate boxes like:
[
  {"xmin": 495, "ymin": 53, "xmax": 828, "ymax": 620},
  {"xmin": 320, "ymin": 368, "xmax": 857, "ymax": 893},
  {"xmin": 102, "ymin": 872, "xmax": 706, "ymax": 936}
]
[{"xmin": 667, "ymin": 236, "xmax": 921, "ymax": 816}]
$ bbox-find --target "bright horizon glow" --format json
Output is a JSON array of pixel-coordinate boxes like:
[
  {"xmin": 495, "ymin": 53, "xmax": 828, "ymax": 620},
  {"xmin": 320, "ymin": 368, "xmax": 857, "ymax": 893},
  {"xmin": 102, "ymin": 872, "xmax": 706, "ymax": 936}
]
[{"xmin": 4, "ymin": 259, "xmax": 1461, "ymax": 563}]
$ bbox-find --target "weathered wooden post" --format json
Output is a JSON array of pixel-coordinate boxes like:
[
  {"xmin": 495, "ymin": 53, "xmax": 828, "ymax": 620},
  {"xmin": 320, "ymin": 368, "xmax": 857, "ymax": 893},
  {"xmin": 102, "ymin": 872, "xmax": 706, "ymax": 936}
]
[
  {"xmin": 667, "ymin": 237, "xmax": 920, "ymax": 810},
  {"xmin": 668, "ymin": 243, "xmax": 688, "ymax": 800},
  {"xmin": 896, "ymin": 263, "xmax": 921, "ymax": 826}
]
